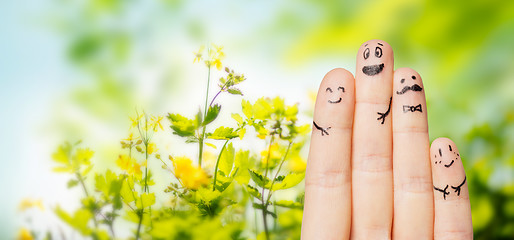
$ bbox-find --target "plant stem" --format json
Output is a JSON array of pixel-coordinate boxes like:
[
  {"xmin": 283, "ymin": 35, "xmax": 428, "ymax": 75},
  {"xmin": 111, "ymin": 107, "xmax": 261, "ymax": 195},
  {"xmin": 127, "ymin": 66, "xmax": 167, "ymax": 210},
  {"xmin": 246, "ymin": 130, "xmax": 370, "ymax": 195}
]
[
  {"xmin": 135, "ymin": 180, "xmax": 145, "ymax": 240},
  {"xmin": 135, "ymin": 208, "xmax": 143, "ymax": 240},
  {"xmin": 199, "ymin": 64, "xmax": 212, "ymax": 167},
  {"xmin": 213, "ymin": 140, "xmax": 230, "ymax": 191},
  {"xmin": 261, "ymin": 204, "xmax": 270, "ymax": 240},
  {"xmin": 260, "ymin": 136, "xmax": 274, "ymax": 240},
  {"xmin": 208, "ymin": 81, "xmax": 229, "ymax": 108},
  {"xmin": 144, "ymin": 144, "xmax": 148, "ymax": 193},
  {"xmin": 266, "ymin": 142, "xmax": 293, "ymax": 205},
  {"xmin": 75, "ymin": 172, "xmax": 98, "ymax": 228}
]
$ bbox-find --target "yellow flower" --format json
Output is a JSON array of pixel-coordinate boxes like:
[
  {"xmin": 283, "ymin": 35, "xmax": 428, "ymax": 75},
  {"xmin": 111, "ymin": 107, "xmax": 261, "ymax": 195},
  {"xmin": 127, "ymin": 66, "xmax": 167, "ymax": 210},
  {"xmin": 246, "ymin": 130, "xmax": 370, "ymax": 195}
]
[
  {"xmin": 130, "ymin": 114, "xmax": 143, "ymax": 128},
  {"xmin": 18, "ymin": 198, "xmax": 44, "ymax": 212},
  {"xmin": 193, "ymin": 45, "xmax": 205, "ymax": 63},
  {"xmin": 288, "ymin": 155, "xmax": 307, "ymax": 172},
  {"xmin": 129, "ymin": 162, "xmax": 142, "ymax": 177},
  {"xmin": 212, "ymin": 58, "xmax": 222, "ymax": 70},
  {"xmin": 261, "ymin": 142, "xmax": 282, "ymax": 165},
  {"xmin": 172, "ymin": 156, "xmax": 209, "ymax": 189},
  {"xmin": 17, "ymin": 228, "xmax": 33, "ymax": 240},
  {"xmin": 124, "ymin": 133, "xmax": 139, "ymax": 141},
  {"xmin": 116, "ymin": 155, "xmax": 132, "ymax": 171},
  {"xmin": 75, "ymin": 148, "xmax": 94, "ymax": 162},
  {"xmin": 212, "ymin": 44, "xmax": 225, "ymax": 59},
  {"xmin": 147, "ymin": 143, "xmax": 157, "ymax": 154},
  {"xmin": 116, "ymin": 155, "xmax": 142, "ymax": 177},
  {"xmin": 151, "ymin": 115, "xmax": 164, "ymax": 131}
]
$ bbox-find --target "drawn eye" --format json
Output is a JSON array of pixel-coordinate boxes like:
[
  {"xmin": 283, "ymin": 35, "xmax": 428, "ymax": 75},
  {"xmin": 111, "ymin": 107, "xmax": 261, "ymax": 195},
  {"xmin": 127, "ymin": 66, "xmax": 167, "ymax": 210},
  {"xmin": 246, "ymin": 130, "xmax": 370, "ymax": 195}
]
[
  {"xmin": 363, "ymin": 48, "xmax": 370, "ymax": 59},
  {"xmin": 375, "ymin": 47, "xmax": 383, "ymax": 58},
  {"xmin": 337, "ymin": 86, "xmax": 345, "ymax": 92},
  {"xmin": 326, "ymin": 87, "xmax": 333, "ymax": 93}
]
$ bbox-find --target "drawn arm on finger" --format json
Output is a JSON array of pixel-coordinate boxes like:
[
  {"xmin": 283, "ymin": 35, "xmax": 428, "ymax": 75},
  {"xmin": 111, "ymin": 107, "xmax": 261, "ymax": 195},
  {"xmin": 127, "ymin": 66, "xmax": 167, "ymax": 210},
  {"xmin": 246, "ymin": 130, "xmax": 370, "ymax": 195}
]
[
  {"xmin": 451, "ymin": 176, "xmax": 467, "ymax": 196},
  {"xmin": 377, "ymin": 97, "xmax": 392, "ymax": 124},
  {"xmin": 313, "ymin": 121, "xmax": 331, "ymax": 136},
  {"xmin": 434, "ymin": 184, "xmax": 450, "ymax": 200}
]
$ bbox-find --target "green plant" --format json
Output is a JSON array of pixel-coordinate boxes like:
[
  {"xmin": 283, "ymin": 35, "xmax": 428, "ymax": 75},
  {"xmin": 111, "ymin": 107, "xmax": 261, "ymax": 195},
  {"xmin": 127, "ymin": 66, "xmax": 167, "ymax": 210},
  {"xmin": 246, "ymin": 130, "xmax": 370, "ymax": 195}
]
[{"xmin": 17, "ymin": 45, "xmax": 309, "ymax": 240}]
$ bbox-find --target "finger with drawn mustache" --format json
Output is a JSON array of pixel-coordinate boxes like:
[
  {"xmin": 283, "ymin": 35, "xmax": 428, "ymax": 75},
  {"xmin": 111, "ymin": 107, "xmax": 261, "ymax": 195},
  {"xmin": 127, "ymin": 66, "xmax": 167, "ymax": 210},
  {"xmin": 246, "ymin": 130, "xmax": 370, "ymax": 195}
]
[{"xmin": 396, "ymin": 84, "xmax": 423, "ymax": 95}]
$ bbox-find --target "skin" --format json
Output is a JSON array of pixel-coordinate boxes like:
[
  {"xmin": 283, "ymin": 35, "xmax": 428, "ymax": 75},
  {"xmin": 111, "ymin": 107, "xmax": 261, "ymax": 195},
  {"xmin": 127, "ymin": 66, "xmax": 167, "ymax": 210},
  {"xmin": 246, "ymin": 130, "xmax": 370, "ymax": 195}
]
[{"xmin": 301, "ymin": 40, "xmax": 473, "ymax": 240}]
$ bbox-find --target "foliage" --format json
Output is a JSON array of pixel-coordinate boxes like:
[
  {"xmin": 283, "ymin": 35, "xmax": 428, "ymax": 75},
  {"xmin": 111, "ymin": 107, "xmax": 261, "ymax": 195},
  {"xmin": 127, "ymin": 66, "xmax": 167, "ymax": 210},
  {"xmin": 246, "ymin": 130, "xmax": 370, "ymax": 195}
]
[
  {"xmin": 15, "ymin": 1, "xmax": 514, "ymax": 238},
  {"xmin": 18, "ymin": 46, "xmax": 308, "ymax": 240}
]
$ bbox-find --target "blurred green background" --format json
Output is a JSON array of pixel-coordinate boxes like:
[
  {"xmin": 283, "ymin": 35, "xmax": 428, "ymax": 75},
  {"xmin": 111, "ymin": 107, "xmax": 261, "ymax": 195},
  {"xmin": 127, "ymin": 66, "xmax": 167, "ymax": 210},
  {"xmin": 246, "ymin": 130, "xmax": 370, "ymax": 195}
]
[{"xmin": 2, "ymin": 0, "xmax": 514, "ymax": 239}]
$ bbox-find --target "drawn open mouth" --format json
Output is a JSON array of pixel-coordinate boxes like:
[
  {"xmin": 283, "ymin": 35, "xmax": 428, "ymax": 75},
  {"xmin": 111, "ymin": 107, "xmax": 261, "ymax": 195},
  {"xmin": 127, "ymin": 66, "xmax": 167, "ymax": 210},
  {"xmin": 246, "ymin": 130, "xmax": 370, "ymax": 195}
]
[
  {"xmin": 328, "ymin": 98, "xmax": 342, "ymax": 104},
  {"xmin": 444, "ymin": 160, "xmax": 454, "ymax": 168},
  {"xmin": 362, "ymin": 63, "xmax": 384, "ymax": 76}
]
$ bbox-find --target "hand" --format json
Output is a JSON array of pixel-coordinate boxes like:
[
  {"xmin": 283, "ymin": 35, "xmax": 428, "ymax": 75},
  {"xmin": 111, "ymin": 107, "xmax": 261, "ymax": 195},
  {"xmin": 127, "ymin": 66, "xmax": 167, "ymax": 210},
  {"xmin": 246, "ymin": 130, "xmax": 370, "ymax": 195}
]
[{"xmin": 301, "ymin": 40, "xmax": 473, "ymax": 240}]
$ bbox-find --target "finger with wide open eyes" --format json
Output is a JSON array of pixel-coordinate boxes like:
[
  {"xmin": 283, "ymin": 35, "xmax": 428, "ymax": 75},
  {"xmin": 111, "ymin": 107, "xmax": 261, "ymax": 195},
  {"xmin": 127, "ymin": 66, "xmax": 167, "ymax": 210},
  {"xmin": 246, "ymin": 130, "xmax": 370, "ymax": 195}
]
[
  {"xmin": 351, "ymin": 39, "xmax": 394, "ymax": 239},
  {"xmin": 302, "ymin": 68, "xmax": 355, "ymax": 240}
]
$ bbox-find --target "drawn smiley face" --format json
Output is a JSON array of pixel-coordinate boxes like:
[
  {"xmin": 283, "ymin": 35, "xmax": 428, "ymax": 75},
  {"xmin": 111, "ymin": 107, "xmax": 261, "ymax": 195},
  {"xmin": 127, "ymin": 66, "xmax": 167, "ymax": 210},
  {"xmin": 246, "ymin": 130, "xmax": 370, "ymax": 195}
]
[
  {"xmin": 434, "ymin": 145, "xmax": 460, "ymax": 168},
  {"xmin": 396, "ymin": 75, "xmax": 423, "ymax": 95},
  {"xmin": 362, "ymin": 42, "xmax": 385, "ymax": 76},
  {"xmin": 326, "ymin": 86, "xmax": 345, "ymax": 104}
]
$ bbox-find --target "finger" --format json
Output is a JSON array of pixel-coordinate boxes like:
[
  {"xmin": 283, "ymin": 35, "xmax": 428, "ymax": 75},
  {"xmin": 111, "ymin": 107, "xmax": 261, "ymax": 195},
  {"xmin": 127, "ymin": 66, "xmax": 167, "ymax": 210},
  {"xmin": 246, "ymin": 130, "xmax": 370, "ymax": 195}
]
[
  {"xmin": 302, "ymin": 68, "xmax": 355, "ymax": 240},
  {"xmin": 351, "ymin": 39, "xmax": 394, "ymax": 239},
  {"xmin": 431, "ymin": 138, "xmax": 473, "ymax": 239},
  {"xmin": 392, "ymin": 68, "xmax": 433, "ymax": 239}
]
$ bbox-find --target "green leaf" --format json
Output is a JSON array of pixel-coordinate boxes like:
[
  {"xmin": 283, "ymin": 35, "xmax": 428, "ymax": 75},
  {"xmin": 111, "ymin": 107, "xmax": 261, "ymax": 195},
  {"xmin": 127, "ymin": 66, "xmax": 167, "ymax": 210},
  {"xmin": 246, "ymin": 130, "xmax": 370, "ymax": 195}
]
[
  {"xmin": 273, "ymin": 200, "xmax": 303, "ymax": 209},
  {"xmin": 214, "ymin": 180, "xmax": 233, "ymax": 192},
  {"xmin": 251, "ymin": 203, "xmax": 277, "ymax": 218},
  {"xmin": 54, "ymin": 206, "xmax": 92, "ymax": 235},
  {"xmin": 167, "ymin": 113, "xmax": 197, "ymax": 137},
  {"xmin": 207, "ymin": 126, "xmax": 238, "ymax": 140},
  {"xmin": 195, "ymin": 109, "xmax": 203, "ymax": 127},
  {"xmin": 249, "ymin": 170, "xmax": 270, "ymax": 188},
  {"xmin": 253, "ymin": 98, "xmax": 272, "ymax": 120},
  {"xmin": 140, "ymin": 193, "xmax": 156, "ymax": 207},
  {"xmin": 246, "ymin": 185, "xmax": 262, "ymax": 199},
  {"xmin": 52, "ymin": 142, "xmax": 72, "ymax": 165},
  {"xmin": 270, "ymin": 173, "xmax": 305, "ymax": 190},
  {"xmin": 234, "ymin": 150, "xmax": 251, "ymax": 185},
  {"xmin": 231, "ymin": 113, "xmax": 244, "ymax": 125},
  {"xmin": 67, "ymin": 179, "xmax": 79, "ymax": 188},
  {"xmin": 196, "ymin": 188, "xmax": 222, "ymax": 202},
  {"xmin": 52, "ymin": 166, "xmax": 73, "ymax": 173},
  {"xmin": 81, "ymin": 164, "xmax": 93, "ymax": 176},
  {"xmin": 227, "ymin": 88, "xmax": 242, "ymax": 96},
  {"xmin": 203, "ymin": 104, "xmax": 221, "ymax": 126},
  {"xmin": 241, "ymin": 100, "xmax": 253, "ymax": 118},
  {"xmin": 219, "ymin": 143, "xmax": 235, "ymax": 177},
  {"xmin": 120, "ymin": 180, "xmax": 135, "ymax": 204}
]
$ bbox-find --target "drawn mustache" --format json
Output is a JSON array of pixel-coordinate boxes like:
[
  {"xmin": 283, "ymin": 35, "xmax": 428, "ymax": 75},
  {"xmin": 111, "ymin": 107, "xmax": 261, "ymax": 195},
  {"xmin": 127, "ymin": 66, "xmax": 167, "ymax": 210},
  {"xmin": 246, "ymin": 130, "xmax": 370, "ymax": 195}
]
[{"xmin": 396, "ymin": 84, "xmax": 423, "ymax": 95}]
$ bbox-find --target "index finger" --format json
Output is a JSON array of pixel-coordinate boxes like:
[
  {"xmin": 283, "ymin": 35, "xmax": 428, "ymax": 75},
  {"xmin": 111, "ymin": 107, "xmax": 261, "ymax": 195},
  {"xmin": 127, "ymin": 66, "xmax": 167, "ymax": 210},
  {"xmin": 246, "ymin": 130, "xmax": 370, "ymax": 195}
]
[{"xmin": 301, "ymin": 68, "xmax": 355, "ymax": 240}]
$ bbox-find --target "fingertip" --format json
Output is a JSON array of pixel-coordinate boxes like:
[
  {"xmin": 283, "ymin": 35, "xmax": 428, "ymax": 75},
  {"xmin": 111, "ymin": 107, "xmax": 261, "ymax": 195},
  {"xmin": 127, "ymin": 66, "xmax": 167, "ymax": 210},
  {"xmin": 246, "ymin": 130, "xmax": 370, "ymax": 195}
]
[
  {"xmin": 393, "ymin": 68, "xmax": 425, "ymax": 89},
  {"xmin": 431, "ymin": 138, "xmax": 473, "ymax": 239},
  {"xmin": 430, "ymin": 137, "xmax": 467, "ymax": 199},
  {"xmin": 392, "ymin": 67, "xmax": 427, "ymax": 132},
  {"xmin": 357, "ymin": 39, "xmax": 393, "ymax": 57},
  {"xmin": 355, "ymin": 39, "xmax": 394, "ymax": 102},
  {"xmin": 314, "ymin": 68, "xmax": 355, "ymax": 129},
  {"xmin": 430, "ymin": 137, "xmax": 457, "ymax": 157}
]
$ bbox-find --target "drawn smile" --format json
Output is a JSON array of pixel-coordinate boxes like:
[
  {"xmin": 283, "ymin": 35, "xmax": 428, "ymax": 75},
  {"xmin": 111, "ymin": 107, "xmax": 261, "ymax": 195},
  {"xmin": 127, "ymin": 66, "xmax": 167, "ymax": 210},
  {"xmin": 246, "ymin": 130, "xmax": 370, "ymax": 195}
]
[
  {"xmin": 444, "ymin": 160, "xmax": 454, "ymax": 168},
  {"xmin": 325, "ymin": 86, "xmax": 345, "ymax": 104},
  {"xmin": 328, "ymin": 98, "xmax": 342, "ymax": 104},
  {"xmin": 362, "ymin": 63, "xmax": 384, "ymax": 76}
]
